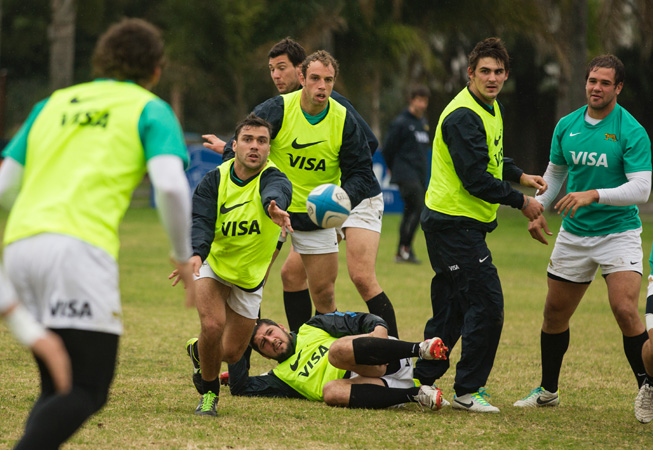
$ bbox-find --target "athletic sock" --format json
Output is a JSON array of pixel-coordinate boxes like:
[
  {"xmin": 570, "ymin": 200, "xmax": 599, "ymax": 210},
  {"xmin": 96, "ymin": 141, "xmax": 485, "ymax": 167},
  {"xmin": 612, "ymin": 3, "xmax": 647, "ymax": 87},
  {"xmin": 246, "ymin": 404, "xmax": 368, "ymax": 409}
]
[
  {"xmin": 623, "ymin": 331, "xmax": 649, "ymax": 388},
  {"xmin": 352, "ymin": 337, "xmax": 418, "ymax": 365},
  {"xmin": 365, "ymin": 291, "xmax": 399, "ymax": 338},
  {"xmin": 645, "ymin": 374, "xmax": 653, "ymax": 387},
  {"xmin": 201, "ymin": 377, "xmax": 221, "ymax": 396},
  {"xmin": 283, "ymin": 289, "xmax": 313, "ymax": 333},
  {"xmin": 349, "ymin": 384, "xmax": 420, "ymax": 409},
  {"xmin": 540, "ymin": 328, "xmax": 569, "ymax": 393}
]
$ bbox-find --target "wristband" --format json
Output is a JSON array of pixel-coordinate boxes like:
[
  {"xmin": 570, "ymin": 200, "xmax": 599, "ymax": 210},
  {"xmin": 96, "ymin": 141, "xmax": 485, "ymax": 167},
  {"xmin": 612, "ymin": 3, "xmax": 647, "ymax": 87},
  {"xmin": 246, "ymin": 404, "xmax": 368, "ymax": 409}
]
[{"xmin": 5, "ymin": 303, "xmax": 47, "ymax": 347}]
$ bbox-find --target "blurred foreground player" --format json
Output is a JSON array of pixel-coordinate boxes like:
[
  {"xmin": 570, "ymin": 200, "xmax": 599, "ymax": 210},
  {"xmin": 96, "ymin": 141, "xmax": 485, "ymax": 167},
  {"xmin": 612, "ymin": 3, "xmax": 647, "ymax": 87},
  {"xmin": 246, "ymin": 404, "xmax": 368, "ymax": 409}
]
[{"xmin": 0, "ymin": 18, "xmax": 195, "ymax": 448}]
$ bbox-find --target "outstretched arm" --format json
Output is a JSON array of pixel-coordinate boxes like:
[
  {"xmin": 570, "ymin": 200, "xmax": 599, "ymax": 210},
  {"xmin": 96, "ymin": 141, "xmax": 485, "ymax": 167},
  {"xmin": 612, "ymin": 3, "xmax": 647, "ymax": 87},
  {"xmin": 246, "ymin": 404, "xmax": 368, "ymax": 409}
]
[
  {"xmin": 267, "ymin": 200, "xmax": 293, "ymax": 238},
  {"xmin": 227, "ymin": 353, "xmax": 304, "ymax": 399}
]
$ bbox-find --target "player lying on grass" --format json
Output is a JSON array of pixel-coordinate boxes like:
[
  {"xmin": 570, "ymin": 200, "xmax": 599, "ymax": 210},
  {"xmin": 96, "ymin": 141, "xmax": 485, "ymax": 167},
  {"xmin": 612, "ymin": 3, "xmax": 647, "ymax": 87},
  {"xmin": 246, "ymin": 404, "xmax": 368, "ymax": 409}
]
[{"xmin": 186, "ymin": 311, "xmax": 448, "ymax": 410}]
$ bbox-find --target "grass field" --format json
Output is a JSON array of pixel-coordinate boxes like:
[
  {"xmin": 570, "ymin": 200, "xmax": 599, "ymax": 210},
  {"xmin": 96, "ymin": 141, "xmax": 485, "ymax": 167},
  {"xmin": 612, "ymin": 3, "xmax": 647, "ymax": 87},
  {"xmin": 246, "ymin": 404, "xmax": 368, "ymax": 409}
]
[{"xmin": 1, "ymin": 207, "xmax": 652, "ymax": 449}]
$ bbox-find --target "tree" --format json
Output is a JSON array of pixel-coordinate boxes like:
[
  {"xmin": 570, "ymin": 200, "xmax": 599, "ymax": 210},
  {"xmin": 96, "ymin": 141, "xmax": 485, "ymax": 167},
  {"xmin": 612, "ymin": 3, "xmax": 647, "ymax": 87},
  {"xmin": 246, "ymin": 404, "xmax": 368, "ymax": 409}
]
[{"xmin": 49, "ymin": 0, "xmax": 76, "ymax": 91}]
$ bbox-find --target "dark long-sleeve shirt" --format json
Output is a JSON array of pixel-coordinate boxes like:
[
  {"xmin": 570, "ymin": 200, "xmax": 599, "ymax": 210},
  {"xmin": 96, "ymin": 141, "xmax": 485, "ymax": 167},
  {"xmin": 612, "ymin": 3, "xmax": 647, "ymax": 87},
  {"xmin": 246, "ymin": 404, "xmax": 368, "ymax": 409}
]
[{"xmin": 382, "ymin": 108, "xmax": 430, "ymax": 186}]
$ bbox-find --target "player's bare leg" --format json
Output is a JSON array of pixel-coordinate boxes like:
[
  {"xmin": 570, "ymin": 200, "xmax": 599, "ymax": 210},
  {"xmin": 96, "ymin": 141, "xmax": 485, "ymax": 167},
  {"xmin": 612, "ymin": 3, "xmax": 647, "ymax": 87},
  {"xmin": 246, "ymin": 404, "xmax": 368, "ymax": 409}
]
[
  {"xmin": 301, "ymin": 252, "xmax": 337, "ymax": 314},
  {"xmin": 344, "ymin": 227, "xmax": 399, "ymax": 337}
]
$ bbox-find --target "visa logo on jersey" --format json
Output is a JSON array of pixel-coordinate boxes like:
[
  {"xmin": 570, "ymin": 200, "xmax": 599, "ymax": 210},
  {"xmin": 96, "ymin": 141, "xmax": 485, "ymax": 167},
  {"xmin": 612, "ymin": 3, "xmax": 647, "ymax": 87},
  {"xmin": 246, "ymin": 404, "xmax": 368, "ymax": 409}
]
[
  {"xmin": 61, "ymin": 110, "xmax": 109, "ymax": 128},
  {"xmin": 221, "ymin": 220, "xmax": 261, "ymax": 236},
  {"xmin": 50, "ymin": 299, "xmax": 93, "ymax": 318},
  {"xmin": 287, "ymin": 154, "xmax": 327, "ymax": 171},
  {"xmin": 297, "ymin": 345, "xmax": 329, "ymax": 377},
  {"xmin": 569, "ymin": 151, "xmax": 608, "ymax": 167}
]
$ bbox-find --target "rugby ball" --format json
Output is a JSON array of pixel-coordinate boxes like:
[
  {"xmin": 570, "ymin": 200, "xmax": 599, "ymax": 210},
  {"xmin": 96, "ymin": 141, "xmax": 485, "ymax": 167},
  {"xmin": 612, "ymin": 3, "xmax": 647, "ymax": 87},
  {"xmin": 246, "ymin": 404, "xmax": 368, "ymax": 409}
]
[{"xmin": 306, "ymin": 183, "xmax": 351, "ymax": 228}]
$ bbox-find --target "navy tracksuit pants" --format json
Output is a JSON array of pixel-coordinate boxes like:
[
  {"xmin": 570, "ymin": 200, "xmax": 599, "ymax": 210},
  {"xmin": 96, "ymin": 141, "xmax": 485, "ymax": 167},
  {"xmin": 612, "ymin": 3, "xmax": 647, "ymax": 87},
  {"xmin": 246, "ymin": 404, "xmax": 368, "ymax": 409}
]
[{"xmin": 414, "ymin": 224, "xmax": 504, "ymax": 396}]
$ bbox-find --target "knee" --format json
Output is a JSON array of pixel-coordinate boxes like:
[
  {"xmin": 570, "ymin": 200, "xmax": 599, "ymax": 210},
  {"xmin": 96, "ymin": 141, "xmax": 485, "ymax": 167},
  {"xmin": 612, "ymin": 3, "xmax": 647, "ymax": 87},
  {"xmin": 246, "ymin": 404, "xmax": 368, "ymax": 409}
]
[
  {"xmin": 200, "ymin": 317, "xmax": 225, "ymax": 338},
  {"xmin": 612, "ymin": 303, "xmax": 639, "ymax": 322},
  {"xmin": 222, "ymin": 345, "xmax": 247, "ymax": 365},
  {"xmin": 611, "ymin": 301, "xmax": 641, "ymax": 332},
  {"xmin": 281, "ymin": 264, "xmax": 306, "ymax": 288},
  {"xmin": 311, "ymin": 282, "xmax": 335, "ymax": 301},
  {"xmin": 542, "ymin": 301, "xmax": 568, "ymax": 326},
  {"xmin": 327, "ymin": 342, "xmax": 348, "ymax": 368},
  {"xmin": 322, "ymin": 381, "xmax": 347, "ymax": 407},
  {"xmin": 348, "ymin": 270, "xmax": 370, "ymax": 292}
]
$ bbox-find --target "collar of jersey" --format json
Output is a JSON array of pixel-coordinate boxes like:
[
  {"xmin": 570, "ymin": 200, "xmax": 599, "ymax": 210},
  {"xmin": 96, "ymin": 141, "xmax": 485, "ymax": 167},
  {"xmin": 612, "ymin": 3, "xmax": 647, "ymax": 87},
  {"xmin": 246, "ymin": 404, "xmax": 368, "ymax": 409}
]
[{"xmin": 302, "ymin": 102, "xmax": 330, "ymax": 125}]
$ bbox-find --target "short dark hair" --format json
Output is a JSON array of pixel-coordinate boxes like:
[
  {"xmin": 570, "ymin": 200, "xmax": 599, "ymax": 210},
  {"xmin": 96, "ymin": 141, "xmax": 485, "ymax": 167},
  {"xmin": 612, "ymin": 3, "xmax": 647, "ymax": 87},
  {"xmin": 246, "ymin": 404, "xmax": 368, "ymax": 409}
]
[
  {"xmin": 234, "ymin": 113, "xmax": 273, "ymax": 140},
  {"xmin": 268, "ymin": 38, "xmax": 306, "ymax": 67},
  {"xmin": 468, "ymin": 37, "xmax": 510, "ymax": 73},
  {"xmin": 301, "ymin": 50, "xmax": 339, "ymax": 80},
  {"xmin": 586, "ymin": 54, "xmax": 625, "ymax": 86},
  {"xmin": 249, "ymin": 318, "xmax": 281, "ymax": 353},
  {"xmin": 91, "ymin": 18, "xmax": 165, "ymax": 86},
  {"xmin": 410, "ymin": 85, "xmax": 430, "ymax": 100}
]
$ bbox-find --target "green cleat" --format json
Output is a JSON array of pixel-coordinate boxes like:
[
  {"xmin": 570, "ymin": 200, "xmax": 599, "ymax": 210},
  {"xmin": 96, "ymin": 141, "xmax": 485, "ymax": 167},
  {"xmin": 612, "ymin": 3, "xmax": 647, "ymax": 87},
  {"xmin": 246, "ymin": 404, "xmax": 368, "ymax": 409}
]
[
  {"xmin": 195, "ymin": 391, "xmax": 218, "ymax": 416},
  {"xmin": 185, "ymin": 338, "xmax": 203, "ymax": 394}
]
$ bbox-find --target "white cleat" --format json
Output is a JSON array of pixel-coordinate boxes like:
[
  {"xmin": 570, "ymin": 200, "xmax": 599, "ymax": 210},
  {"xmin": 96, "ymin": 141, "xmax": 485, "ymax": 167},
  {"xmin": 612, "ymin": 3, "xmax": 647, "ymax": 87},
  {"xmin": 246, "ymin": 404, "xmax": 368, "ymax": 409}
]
[
  {"xmin": 452, "ymin": 388, "xmax": 499, "ymax": 413},
  {"xmin": 635, "ymin": 383, "xmax": 653, "ymax": 424},
  {"xmin": 513, "ymin": 386, "xmax": 559, "ymax": 408},
  {"xmin": 414, "ymin": 385, "xmax": 448, "ymax": 411},
  {"xmin": 418, "ymin": 337, "xmax": 448, "ymax": 360}
]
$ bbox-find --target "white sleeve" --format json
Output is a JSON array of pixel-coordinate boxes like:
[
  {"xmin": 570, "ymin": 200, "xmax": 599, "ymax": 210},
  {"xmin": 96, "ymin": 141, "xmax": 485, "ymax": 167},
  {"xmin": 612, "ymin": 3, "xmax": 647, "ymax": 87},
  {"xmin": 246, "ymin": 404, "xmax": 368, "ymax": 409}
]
[
  {"xmin": 146, "ymin": 155, "xmax": 193, "ymax": 262},
  {"xmin": 596, "ymin": 171, "xmax": 651, "ymax": 206},
  {"xmin": 535, "ymin": 162, "xmax": 568, "ymax": 209},
  {"xmin": 0, "ymin": 157, "xmax": 24, "ymax": 210}
]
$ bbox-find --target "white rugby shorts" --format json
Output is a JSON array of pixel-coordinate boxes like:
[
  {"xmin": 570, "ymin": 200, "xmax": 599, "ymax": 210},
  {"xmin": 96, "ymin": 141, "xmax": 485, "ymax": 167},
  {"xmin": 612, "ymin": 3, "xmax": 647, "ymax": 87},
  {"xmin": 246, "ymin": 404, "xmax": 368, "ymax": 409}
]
[
  {"xmin": 548, "ymin": 226, "xmax": 643, "ymax": 283},
  {"xmin": 340, "ymin": 193, "xmax": 384, "ymax": 237},
  {"xmin": 289, "ymin": 228, "xmax": 339, "ymax": 255},
  {"xmin": 4, "ymin": 233, "xmax": 123, "ymax": 335},
  {"xmin": 195, "ymin": 261, "xmax": 262, "ymax": 319},
  {"xmin": 350, "ymin": 356, "xmax": 415, "ymax": 389}
]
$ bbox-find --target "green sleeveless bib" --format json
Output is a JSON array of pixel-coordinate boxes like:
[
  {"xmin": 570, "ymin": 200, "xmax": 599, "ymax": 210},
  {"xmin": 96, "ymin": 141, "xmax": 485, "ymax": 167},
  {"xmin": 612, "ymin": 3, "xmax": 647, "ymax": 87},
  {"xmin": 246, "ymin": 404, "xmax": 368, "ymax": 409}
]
[
  {"xmin": 206, "ymin": 160, "xmax": 281, "ymax": 290},
  {"xmin": 5, "ymin": 80, "xmax": 156, "ymax": 258},
  {"xmin": 426, "ymin": 88, "xmax": 504, "ymax": 223},
  {"xmin": 270, "ymin": 91, "xmax": 346, "ymax": 212}
]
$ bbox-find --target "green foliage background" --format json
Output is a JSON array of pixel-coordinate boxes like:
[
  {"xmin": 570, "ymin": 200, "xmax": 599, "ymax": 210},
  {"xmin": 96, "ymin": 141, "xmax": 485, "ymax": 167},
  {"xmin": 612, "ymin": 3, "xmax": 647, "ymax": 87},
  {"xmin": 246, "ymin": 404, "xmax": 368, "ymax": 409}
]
[{"xmin": 2, "ymin": 0, "xmax": 653, "ymax": 174}]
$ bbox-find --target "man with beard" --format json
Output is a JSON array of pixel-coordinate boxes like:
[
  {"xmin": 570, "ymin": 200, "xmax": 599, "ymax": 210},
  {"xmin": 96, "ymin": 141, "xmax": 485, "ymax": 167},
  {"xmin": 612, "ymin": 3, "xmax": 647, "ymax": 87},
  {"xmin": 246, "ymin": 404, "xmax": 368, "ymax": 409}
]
[{"xmin": 187, "ymin": 311, "xmax": 449, "ymax": 410}]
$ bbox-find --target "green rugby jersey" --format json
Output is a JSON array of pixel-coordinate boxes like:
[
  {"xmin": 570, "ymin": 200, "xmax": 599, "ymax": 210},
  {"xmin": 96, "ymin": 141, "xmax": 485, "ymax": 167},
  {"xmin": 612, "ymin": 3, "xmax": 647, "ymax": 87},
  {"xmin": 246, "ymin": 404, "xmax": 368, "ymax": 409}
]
[
  {"xmin": 3, "ymin": 80, "xmax": 188, "ymax": 259},
  {"xmin": 550, "ymin": 103, "xmax": 651, "ymax": 236},
  {"xmin": 426, "ymin": 87, "xmax": 505, "ymax": 223},
  {"xmin": 206, "ymin": 159, "xmax": 281, "ymax": 290}
]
